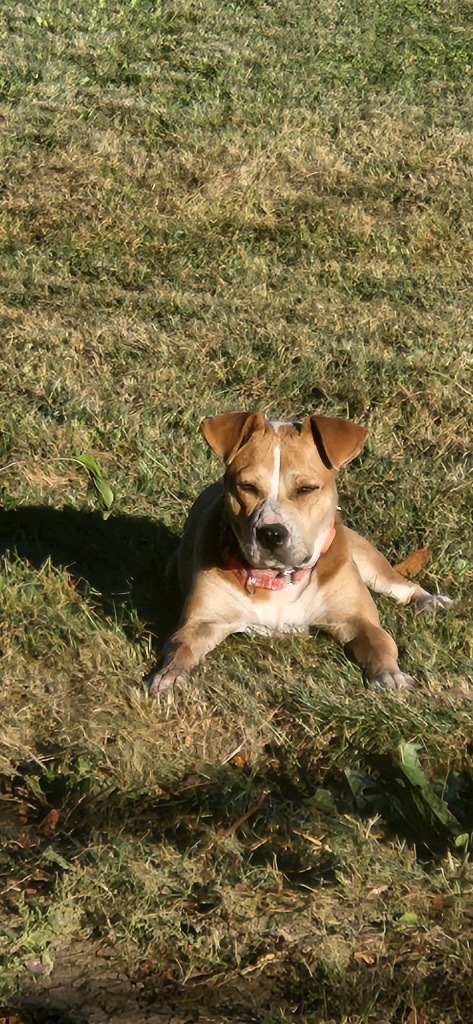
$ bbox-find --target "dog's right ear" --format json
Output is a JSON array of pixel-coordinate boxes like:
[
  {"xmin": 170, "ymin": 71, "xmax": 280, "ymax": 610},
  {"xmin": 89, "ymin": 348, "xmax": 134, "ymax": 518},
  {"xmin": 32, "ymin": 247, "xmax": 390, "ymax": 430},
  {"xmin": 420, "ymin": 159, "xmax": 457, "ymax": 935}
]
[{"xmin": 200, "ymin": 411, "xmax": 265, "ymax": 463}]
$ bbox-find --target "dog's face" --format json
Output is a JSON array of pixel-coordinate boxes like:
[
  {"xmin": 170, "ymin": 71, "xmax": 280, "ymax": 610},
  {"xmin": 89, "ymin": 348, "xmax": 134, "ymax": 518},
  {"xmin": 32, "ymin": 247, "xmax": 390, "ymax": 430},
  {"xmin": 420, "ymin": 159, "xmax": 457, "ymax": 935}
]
[{"xmin": 201, "ymin": 412, "xmax": 367, "ymax": 570}]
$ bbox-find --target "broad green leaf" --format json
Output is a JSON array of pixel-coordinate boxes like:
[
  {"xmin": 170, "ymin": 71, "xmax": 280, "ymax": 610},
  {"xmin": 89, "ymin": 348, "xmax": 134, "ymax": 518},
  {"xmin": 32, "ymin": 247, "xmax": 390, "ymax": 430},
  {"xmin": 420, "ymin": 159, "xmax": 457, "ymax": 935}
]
[
  {"xmin": 75, "ymin": 453, "xmax": 114, "ymax": 516},
  {"xmin": 24, "ymin": 774, "xmax": 46, "ymax": 804},
  {"xmin": 312, "ymin": 787, "xmax": 337, "ymax": 814},
  {"xmin": 397, "ymin": 742, "xmax": 459, "ymax": 831},
  {"xmin": 398, "ymin": 911, "xmax": 418, "ymax": 924},
  {"xmin": 41, "ymin": 846, "xmax": 72, "ymax": 871}
]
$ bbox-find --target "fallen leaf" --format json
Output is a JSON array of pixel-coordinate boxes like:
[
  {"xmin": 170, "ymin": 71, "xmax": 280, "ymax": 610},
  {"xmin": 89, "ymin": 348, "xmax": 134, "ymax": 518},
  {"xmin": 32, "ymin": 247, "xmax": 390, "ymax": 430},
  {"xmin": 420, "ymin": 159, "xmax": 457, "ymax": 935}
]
[
  {"xmin": 38, "ymin": 808, "xmax": 59, "ymax": 835},
  {"xmin": 367, "ymin": 883, "xmax": 389, "ymax": 896},
  {"xmin": 24, "ymin": 957, "xmax": 51, "ymax": 974},
  {"xmin": 353, "ymin": 950, "xmax": 375, "ymax": 964},
  {"xmin": 222, "ymin": 742, "xmax": 249, "ymax": 766},
  {"xmin": 394, "ymin": 547, "xmax": 431, "ymax": 577},
  {"xmin": 398, "ymin": 910, "xmax": 419, "ymax": 925},
  {"xmin": 232, "ymin": 754, "xmax": 249, "ymax": 768},
  {"xmin": 241, "ymin": 952, "xmax": 276, "ymax": 974}
]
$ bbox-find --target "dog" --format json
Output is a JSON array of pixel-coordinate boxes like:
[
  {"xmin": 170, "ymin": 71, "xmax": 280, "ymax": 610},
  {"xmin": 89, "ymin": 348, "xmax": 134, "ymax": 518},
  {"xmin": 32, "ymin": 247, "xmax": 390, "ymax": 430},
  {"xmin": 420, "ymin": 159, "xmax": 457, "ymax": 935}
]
[{"xmin": 148, "ymin": 411, "xmax": 452, "ymax": 694}]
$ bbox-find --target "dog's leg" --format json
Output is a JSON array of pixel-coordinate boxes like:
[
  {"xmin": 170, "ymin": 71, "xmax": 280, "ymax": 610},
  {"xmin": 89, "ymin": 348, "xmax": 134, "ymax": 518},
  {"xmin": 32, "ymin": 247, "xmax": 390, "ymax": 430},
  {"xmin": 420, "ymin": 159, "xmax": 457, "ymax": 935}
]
[
  {"xmin": 148, "ymin": 586, "xmax": 242, "ymax": 694},
  {"xmin": 148, "ymin": 623, "xmax": 230, "ymax": 694},
  {"xmin": 319, "ymin": 574, "xmax": 415, "ymax": 689},
  {"xmin": 343, "ymin": 617, "xmax": 415, "ymax": 690},
  {"xmin": 346, "ymin": 528, "xmax": 453, "ymax": 612}
]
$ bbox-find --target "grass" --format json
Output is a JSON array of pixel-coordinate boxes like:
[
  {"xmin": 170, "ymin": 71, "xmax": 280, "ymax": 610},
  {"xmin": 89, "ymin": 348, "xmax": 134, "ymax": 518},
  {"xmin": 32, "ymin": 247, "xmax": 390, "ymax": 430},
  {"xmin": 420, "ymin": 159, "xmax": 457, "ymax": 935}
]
[{"xmin": 0, "ymin": 0, "xmax": 472, "ymax": 1021}]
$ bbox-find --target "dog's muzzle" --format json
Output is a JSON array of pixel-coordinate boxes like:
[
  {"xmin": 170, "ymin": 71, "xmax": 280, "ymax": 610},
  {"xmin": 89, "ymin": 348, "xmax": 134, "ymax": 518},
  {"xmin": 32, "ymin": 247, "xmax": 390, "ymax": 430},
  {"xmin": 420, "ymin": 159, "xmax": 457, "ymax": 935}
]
[{"xmin": 256, "ymin": 523, "xmax": 289, "ymax": 553}]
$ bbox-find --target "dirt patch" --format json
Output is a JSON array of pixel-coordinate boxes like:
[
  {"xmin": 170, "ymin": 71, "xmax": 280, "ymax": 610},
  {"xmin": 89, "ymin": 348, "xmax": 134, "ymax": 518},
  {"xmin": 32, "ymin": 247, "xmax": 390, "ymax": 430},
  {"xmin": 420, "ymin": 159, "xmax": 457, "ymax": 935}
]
[{"xmin": 4, "ymin": 937, "xmax": 286, "ymax": 1024}]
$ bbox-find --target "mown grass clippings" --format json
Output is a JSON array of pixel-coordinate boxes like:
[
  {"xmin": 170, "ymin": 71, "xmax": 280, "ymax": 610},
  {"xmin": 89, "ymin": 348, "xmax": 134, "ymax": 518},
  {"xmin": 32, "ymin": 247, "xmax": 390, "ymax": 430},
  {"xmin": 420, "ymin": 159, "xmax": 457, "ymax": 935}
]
[{"xmin": 1, "ymin": 0, "xmax": 472, "ymax": 1020}]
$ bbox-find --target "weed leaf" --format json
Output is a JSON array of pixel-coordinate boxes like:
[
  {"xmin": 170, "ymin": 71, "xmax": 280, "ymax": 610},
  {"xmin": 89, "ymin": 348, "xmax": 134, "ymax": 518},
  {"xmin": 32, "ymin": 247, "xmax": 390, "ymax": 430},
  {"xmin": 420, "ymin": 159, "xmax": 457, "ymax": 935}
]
[
  {"xmin": 345, "ymin": 745, "xmax": 467, "ymax": 852},
  {"xmin": 41, "ymin": 846, "xmax": 72, "ymax": 871},
  {"xmin": 397, "ymin": 742, "xmax": 458, "ymax": 830},
  {"xmin": 75, "ymin": 454, "xmax": 114, "ymax": 518}
]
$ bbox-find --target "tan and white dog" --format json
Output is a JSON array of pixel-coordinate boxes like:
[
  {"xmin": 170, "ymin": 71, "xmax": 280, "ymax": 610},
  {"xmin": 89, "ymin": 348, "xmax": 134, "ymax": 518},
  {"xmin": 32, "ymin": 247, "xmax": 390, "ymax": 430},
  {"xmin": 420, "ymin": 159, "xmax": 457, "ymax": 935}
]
[{"xmin": 149, "ymin": 411, "xmax": 452, "ymax": 694}]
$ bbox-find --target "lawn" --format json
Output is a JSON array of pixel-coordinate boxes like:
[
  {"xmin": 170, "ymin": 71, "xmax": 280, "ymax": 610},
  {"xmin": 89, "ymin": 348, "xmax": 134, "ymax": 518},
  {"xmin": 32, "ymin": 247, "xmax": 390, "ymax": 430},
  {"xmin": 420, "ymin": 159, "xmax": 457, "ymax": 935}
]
[{"xmin": 0, "ymin": 1, "xmax": 472, "ymax": 1021}]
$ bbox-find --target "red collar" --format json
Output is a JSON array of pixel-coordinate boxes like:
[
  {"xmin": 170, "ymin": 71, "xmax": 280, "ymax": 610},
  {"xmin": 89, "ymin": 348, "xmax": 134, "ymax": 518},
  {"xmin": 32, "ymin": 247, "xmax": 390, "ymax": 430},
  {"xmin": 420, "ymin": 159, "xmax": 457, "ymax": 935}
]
[{"xmin": 224, "ymin": 518, "xmax": 336, "ymax": 593}]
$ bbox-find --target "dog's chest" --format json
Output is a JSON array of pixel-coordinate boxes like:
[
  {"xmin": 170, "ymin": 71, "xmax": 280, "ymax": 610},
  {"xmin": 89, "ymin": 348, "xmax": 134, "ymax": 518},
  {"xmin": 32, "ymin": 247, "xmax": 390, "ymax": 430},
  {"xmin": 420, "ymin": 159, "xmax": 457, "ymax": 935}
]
[{"xmin": 236, "ymin": 577, "xmax": 324, "ymax": 635}]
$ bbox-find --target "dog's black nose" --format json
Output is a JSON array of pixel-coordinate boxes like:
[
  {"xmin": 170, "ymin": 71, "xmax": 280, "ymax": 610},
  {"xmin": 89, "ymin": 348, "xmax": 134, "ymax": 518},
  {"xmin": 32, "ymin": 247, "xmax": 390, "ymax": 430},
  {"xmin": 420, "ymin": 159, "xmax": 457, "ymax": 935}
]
[{"xmin": 256, "ymin": 524, "xmax": 289, "ymax": 551}]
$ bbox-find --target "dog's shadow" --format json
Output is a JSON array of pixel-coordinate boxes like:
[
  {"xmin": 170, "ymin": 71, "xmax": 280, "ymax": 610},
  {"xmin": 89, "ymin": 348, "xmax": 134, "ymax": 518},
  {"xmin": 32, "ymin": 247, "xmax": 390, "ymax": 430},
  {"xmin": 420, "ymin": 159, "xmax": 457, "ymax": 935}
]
[{"xmin": 0, "ymin": 504, "xmax": 180, "ymax": 647}]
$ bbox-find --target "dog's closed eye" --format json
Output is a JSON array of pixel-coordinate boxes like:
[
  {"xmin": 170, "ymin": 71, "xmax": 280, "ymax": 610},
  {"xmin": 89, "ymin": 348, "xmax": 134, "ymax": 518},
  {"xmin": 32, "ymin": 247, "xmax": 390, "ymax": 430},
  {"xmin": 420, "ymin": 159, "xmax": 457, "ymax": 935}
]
[{"xmin": 295, "ymin": 484, "xmax": 320, "ymax": 495}]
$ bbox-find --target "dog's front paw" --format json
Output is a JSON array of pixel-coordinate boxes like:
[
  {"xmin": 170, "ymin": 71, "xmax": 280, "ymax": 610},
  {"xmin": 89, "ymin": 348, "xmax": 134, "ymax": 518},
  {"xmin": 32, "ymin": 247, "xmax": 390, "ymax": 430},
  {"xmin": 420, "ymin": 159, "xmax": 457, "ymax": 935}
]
[
  {"xmin": 368, "ymin": 670, "xmax": 416, "ymax": 691},
  {"xmin": 415, "ymin": 592, "xmax": 454, "ymax": 614},
  {"xmin": 147, "ymin": 667, "xmax": 187, "ymax": 696}
]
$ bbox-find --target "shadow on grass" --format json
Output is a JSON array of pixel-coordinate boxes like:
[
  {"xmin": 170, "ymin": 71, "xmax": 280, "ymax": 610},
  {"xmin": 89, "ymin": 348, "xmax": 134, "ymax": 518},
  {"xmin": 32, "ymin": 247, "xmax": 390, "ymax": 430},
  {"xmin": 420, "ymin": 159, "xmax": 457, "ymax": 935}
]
[
  {"xmin": 7, "ymin": 735, "xmax": 473, "ymax": 892},
  {"xmin": 3, "ymin": 746, "xmax": 473, "ymax": 1020},
  {"xmin": 0, "ymin": 504, "xmax": 180, "ymax": 644},
  {"xmin": 0, "ymin": 1005, "xmax": 83, "ymax": 1024},
  {"xmin": 2, "ymin": 751, "xmax": 340, "ymax": 891}
]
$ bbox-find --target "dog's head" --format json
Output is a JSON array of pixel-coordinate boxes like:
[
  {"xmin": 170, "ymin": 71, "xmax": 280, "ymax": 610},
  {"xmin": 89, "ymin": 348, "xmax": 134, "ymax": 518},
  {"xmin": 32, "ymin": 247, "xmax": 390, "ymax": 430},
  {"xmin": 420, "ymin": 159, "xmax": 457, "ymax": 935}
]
[{"xmin": 201, "ymin": 411, "xmax": 367, "ymax": 570}]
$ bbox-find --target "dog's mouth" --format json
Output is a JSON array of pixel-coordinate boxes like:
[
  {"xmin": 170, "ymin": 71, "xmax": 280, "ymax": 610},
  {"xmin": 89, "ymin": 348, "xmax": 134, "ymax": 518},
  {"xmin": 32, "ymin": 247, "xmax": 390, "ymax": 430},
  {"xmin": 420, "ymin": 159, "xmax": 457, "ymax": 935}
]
[
  {"xmin": 228, "ymin": 513, "xmax": 336, "ymax": 573},
  {"xmin": 234, "ymin": 504, "xmax": 301, "ymax": 569},
  {"xmin": 251, "ymin": 553, "xmax": 294, "ymax": 571},
  {"xmin": 237, "ymin": 529, "xmax": 305, "ymax": 572}
]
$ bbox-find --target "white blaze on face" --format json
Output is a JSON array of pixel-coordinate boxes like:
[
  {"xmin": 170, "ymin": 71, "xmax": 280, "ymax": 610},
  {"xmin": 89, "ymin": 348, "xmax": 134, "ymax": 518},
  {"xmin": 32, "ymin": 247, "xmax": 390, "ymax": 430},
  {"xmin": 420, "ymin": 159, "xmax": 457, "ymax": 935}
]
[{"xmin": 269, "ymin": 444, "xmax": 281, "ymax": 500}]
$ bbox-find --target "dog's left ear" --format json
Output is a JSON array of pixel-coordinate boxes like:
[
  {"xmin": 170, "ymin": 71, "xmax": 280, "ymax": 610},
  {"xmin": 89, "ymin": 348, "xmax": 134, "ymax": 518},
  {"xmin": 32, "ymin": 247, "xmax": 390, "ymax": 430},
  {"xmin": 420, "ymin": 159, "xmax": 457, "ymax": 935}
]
[
  {"xmin": 200, "ymin": 411, "xmax": 266, "ymax": 463},
  {"xmin": 302, "ymin": 414, "xmax": 368, "ymax": 470}
]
